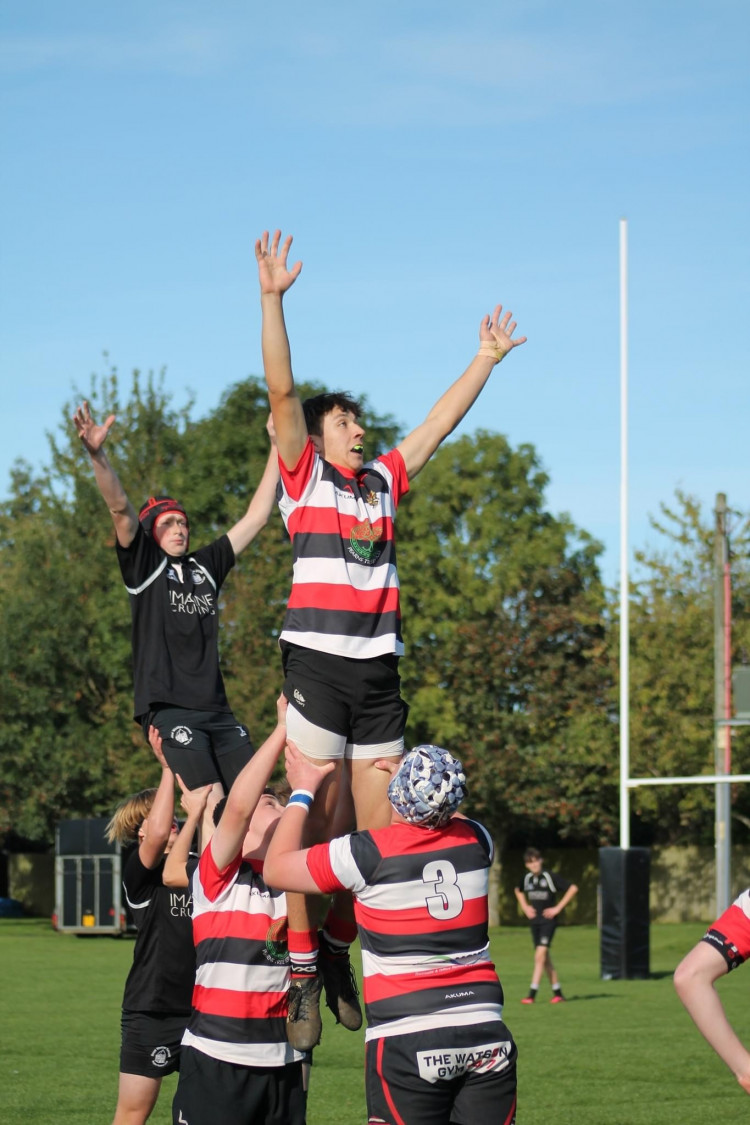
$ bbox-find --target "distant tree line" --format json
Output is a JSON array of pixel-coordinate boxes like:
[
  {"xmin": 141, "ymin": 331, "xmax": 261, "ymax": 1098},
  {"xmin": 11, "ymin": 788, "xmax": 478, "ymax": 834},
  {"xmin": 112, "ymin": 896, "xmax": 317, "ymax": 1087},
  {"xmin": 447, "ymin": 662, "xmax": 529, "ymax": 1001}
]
[{"xmin": 1, "ymin": 368, "xmax": 749, "ymax": 852}]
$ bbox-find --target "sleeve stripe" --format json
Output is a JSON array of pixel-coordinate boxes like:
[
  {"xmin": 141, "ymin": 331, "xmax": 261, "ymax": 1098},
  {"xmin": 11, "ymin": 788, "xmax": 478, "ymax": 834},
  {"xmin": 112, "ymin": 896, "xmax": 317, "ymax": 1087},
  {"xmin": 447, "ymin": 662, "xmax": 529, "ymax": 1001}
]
[{"xmin": 123, "ymin": 556, "xmax": 168, "ymax": 596}]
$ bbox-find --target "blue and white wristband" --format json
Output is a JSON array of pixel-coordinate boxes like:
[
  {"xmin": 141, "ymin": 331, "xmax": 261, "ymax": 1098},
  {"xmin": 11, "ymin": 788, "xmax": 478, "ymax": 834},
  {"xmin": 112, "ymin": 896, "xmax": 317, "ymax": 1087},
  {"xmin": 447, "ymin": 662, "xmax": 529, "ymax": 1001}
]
[{"xmin": 288, "ymin": 789, "xmax": 315, "ymax": 812}]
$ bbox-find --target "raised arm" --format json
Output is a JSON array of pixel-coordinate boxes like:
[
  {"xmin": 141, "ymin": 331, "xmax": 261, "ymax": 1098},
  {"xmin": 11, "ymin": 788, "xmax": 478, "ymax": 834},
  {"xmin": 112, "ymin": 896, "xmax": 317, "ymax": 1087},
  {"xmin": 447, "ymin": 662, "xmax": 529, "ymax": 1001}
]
[
  {"xmin": 226, "ymin": 415, "xmax": 281, "ymax": 556},
  {"xmin": 72, "ymin": 401, "xmax": 139, "ymax": 548},
  {"xmin": 396, "ymin": 306, "xmax": 526, "ymax": 481},
  {"xmin": 254, "ymin": 230, "xmax": 309, "ymax": 470},
  {"xmin": 674, "ymin": 941, "xmax": 750, "ymax": 1093},
  {"xmin": 209, "ymin": 695, "xmax": 288, "ymax": 871},
  {"xmin": 163, "ymin": 776, "xmax": 212, "ymax": 888},
  {"xmin": 138, "ymin": 727, "xmax": 177, "ymax": 870}
]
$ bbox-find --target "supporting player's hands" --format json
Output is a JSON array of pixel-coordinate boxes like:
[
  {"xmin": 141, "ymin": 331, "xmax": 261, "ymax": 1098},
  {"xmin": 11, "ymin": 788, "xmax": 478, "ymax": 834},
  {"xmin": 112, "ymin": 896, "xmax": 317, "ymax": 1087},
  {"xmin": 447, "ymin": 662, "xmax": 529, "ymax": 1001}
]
[
  {"xmin": 275, "ymin": 692, "xmax": 288, "ymax": 728},
  {"xmin": 374, "ymin": 759, "xmax": 400, "ymax": 778},
  {"xmin": 174, "ymin": 774, "xmax": 214, "ymax": 820},
  {"xmin": 266, "ymin": 412, "xmax": 277, "ymax": 446},
  {"xmin": 478, "ymin": 305, "xmax": 527, "ymax": 362},
  {"xmin": 284, "ymin": 737, "xmax": 335, "ymax": 795},
  {"xmin": 737, "ymin": 1068, "xmax": 750, "ymax": 1096},
  {"xmin": 73, "ymin": 401, "xmax": 116, "ymax": 455},
  {"xmin": 148, "ymin": 725, "xmax": 171, "ymax": 771},
  {"xmin": 255, "ymin": 230, "xmax": 303, "ymax": 296},
  {"xmin": 206, "ymin": 781, "xmax": 224, "ymax": 819}
]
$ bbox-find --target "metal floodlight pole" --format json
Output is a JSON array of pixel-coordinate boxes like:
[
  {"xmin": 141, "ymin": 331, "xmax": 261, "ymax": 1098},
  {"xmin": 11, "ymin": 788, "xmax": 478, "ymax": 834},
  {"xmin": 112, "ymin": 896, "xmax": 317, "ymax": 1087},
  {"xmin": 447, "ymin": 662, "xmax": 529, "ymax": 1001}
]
[{"xmin": 619, "ymin": 218, "xmax": 630, "ymax": 851}]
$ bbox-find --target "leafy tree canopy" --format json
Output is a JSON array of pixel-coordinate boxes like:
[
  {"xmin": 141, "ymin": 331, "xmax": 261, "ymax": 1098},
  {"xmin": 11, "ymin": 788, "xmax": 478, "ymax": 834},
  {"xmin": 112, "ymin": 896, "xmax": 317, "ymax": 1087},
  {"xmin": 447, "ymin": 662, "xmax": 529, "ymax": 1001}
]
[{"xmin": 622, "ymin": 492, "xmax": 750, "ymax": 846}]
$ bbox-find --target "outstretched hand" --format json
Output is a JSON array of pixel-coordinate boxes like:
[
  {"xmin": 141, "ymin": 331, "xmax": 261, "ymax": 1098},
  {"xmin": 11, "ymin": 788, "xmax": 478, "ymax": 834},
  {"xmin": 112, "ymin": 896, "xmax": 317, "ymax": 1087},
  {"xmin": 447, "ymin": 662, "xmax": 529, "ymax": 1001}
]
[
  {"xmin": 73, "ymin": 401, "xmax": 116, "ymax": 455},
  {"xmin": 479, "ymin": 305, "xmax": 527, "ymax": 360},
  {"xmin": 284, "ymin": 738, "xmax": 336, "ymax": 795},
  {"xmin": 255, "ymin": 230, "xmax": 303, "ymax": 296}
]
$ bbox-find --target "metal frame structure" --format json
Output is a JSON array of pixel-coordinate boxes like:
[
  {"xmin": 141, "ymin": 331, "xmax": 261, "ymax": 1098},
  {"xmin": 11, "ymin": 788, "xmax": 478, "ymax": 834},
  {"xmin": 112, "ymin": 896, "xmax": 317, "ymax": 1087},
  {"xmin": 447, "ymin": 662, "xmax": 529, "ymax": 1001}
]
[{"xmin": 618, "ymin": 221, "xmax": 746, "ymax": 916}]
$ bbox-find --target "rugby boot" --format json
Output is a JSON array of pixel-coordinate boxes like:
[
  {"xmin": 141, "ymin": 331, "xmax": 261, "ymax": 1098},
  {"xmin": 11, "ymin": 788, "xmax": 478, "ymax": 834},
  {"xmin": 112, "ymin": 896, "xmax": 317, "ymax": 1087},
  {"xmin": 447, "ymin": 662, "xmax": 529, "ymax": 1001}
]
[
  {"xmin": 286, "ymin": 973, "xmax": 323, "ymax": 1049},
  {"xmin": 319, "ymin": 946, "xmax": 363, "ymax": 1031}
]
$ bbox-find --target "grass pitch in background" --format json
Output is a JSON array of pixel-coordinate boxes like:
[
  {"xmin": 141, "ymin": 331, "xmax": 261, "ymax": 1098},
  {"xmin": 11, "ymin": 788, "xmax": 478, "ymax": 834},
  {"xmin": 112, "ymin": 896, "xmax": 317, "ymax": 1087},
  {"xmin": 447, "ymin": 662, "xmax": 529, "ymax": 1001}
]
[{"xmin": 2, "ymin": 919, "xmax": 750, "ymax": 1124}]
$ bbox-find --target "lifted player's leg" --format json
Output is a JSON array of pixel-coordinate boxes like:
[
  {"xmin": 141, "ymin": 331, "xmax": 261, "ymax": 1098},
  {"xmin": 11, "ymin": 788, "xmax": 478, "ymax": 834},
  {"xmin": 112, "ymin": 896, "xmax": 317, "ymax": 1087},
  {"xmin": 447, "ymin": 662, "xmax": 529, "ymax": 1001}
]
[{"xmin": 284, "ymin": 702, "xmax": 351, "ymax": 1048}]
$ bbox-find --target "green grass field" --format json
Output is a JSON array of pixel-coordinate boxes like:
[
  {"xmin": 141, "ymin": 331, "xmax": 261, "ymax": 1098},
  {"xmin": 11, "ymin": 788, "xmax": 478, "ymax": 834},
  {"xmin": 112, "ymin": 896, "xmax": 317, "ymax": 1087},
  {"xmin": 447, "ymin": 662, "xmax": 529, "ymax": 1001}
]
[{"xmin": 2, "ymin": 918, "xmax": 749, "ymax": 1123}]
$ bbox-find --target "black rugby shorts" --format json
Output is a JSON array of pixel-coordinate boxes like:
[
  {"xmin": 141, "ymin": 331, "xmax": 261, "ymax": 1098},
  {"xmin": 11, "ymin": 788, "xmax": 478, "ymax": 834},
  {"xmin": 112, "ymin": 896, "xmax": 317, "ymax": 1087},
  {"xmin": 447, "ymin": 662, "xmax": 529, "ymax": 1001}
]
[{"xmin": 120, "ymin": 1010, "xmax": 189, "ymax": 1078}]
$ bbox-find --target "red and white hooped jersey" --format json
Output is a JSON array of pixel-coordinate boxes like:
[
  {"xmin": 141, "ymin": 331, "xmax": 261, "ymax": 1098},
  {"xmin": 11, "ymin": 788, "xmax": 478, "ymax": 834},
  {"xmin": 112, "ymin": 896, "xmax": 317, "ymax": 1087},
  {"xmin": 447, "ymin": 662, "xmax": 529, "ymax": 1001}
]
[
  {"xmin": 306, "ymin": 817, "xmax": 505, "ymax": 1041},
  {"xmin": 278, "ymin": 439, "xmax": 409, "ymax": 659},
  {"xmin": 182, "ymin": 844, "xmax": 303, "ymax": 1067}
]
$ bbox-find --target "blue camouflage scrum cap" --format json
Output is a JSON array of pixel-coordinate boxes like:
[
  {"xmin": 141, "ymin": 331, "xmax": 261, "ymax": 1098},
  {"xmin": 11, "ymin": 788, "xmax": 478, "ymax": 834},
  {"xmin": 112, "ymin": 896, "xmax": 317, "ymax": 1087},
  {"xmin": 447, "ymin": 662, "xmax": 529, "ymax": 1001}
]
[{"xmin": 388, "ymin": 745, "xmax": 467, "ymax": 829}]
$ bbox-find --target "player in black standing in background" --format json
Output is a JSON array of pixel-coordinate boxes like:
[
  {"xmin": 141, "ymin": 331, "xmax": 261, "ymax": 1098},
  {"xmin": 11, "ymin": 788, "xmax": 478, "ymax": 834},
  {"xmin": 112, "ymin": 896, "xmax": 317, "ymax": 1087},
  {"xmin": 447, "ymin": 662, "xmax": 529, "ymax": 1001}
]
[{"xmin": 514, "ymin": 847, "xmax": 578, "ymax": 1004}]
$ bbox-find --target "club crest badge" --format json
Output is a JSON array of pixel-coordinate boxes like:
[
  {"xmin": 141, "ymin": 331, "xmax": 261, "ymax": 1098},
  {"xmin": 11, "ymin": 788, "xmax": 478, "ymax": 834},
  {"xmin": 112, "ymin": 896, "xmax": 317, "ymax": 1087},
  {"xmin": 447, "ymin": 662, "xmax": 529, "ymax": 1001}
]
[
  {"xmin": 349, "ymin": 520, "xmax": 383, "ymax": 563},
  {"xmin": 265, "ymin": 917, "xmax": 289, "ymax": 964}
]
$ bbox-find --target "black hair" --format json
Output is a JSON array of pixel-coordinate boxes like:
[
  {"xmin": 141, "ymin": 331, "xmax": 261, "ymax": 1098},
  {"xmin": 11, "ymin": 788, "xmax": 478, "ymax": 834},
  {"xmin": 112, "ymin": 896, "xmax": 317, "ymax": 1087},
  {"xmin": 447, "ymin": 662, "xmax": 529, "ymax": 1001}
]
[
  {"xmin": 524, "ymin": 847, "xmax": 543, "ymax": 862},
  {"xmin": 211, "ymin": 787, "xmax": 283, "ymax": 829},
  {"xmin": 302, "ymin": 392, "xmax": 362, "ymax": 437}
]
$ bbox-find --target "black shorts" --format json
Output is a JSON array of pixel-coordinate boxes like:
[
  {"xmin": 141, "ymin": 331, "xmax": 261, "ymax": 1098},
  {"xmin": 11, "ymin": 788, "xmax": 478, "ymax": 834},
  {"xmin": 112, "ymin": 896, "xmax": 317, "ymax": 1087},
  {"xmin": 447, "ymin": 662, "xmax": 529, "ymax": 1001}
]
[
  {"xmin": 365, "ymin": 1022, "xmax": 517, "ymax": 1125},
  {"xmin": 120, "ymin": 1010, "xmax": 189, "ymax": 1078},
  {"xmin": 142, "ymin": 706, "xmax": 254, "ymax": 790},
  {"xmin": 530, "ymin": 919, "xmax": 557, "ymax": 948},
  {"xmin": 281, "ymin": 642, "xmax": 408, "ymax": 753},
  {"xmin": 172, "ymin": 1047, "xmax": 306, "ymax": 1125}
]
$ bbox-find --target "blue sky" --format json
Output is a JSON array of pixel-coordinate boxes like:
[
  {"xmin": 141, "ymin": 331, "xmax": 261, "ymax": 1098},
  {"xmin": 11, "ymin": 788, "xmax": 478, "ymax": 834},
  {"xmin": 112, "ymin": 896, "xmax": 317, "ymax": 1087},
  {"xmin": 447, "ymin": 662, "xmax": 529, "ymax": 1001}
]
[{"xmin": 1, "ymin": 0, "xmax": 747, "ymax": 586}]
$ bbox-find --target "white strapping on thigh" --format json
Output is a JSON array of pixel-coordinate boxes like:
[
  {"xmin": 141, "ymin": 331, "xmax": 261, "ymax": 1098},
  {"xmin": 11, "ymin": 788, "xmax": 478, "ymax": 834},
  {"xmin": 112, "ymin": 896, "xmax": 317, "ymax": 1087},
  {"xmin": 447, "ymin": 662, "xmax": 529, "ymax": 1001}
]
[
  {"xmin": 287, "ymin": 702, "xmax": 347, "ymax": 761},
  {"xmin": 346, "ymin": 737, "xmax": 405, "ymax": 761}
]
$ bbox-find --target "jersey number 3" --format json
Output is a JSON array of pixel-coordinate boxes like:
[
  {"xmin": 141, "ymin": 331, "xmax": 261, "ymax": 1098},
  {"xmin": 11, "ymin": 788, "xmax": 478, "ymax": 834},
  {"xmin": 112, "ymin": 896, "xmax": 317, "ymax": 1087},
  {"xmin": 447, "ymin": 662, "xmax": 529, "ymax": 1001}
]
[{"xmin": 422, "ymin": 860, "xmax": 464, "ymax": 920}]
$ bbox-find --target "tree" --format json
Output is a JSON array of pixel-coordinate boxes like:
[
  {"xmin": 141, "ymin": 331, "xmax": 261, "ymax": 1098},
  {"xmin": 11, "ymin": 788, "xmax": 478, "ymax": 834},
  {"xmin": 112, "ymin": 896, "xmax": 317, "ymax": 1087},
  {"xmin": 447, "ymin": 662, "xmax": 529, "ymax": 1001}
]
[
  {"xmin": 622, "ymin": 491, "xmax": 750, "ymax": 846},
  {"xmin": 396, "ymin": 431, "xmax": 618, "ymax": 850},
  {"xmin": 0, "ymin": 368, "xmax": 194, "ymax": 844},
  {"xmin": 0, "ymin": 366, "xmax": 400, "ymax": 847}
]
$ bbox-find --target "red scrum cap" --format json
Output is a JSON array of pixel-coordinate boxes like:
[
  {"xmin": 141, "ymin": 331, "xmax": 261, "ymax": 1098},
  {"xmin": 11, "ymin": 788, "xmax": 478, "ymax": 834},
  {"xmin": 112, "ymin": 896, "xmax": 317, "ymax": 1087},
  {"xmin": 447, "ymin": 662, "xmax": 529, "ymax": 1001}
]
[{"xmin": 138, "ymin": 497, "xmax": 189, "ymax": 537}]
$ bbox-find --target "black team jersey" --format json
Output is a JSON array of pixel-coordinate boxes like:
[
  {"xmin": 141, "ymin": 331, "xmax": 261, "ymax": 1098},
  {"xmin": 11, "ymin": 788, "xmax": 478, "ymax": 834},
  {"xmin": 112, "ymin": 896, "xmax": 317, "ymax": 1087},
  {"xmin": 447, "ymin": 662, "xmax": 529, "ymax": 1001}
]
[
  {"xmin": 517, "ymin": 870, "xmax": 572, "ymax": 918},
  {"xmin": 121, "ymin": 849, "xmax": 198, "ymax": 1014},
  {"xmin": 116, "ymin": 526, "xmax": 236, "ymax": 719}
]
